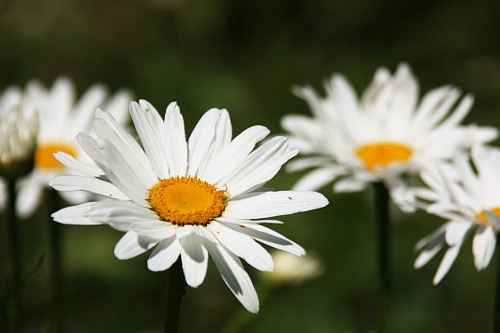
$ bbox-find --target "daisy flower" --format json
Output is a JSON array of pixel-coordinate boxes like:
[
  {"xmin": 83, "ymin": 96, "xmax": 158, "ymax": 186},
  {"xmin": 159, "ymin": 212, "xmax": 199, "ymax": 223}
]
[
  {"xmin": 0, "ymin": 86, "xmax": 38, "ymax": 207},
  {"xmin": 49, "ymin": 100, "xmax": 328, "ymax": 313},
  {"xmin": 0, "ymin": 86, "xmax": 38, "ymax": 177},
  {"xmin": 414, "ymin": 145, "xmax": 500, "ymax": 284},
  {"xmin": 263, "ymin": 250, "xmax": 324, "ymax": 286},
  {"xmin": 281, "ymin": 63, "xmax": 497, "ymax": 211},
  {"xmin": 16, "ymin": 77, "xmax": 132, "ymax": 217}
]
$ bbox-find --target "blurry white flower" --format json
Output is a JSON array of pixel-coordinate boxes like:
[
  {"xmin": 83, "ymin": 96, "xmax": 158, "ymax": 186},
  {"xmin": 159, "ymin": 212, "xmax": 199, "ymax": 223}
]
[
  {"xmin": 263, "ymin": 251, "xmax": 324, "ymax": 285},
  {"xmin": 0, "ymin": 86, "xmax": 38, "ymax": 177},
  {"xmin": 50, "ymin": 100, "xmax": 328, "ymax": 313},
  {"xmin": 414, "ymin": 145, "xmax": 500, "ymax": 284},
  {"xmin": 16, "ymin": 77, "xmax": 132, "ymax": 217},
  {"xmin": 281, "ymin": 63, "xmax": 497, "ymax": 211}
]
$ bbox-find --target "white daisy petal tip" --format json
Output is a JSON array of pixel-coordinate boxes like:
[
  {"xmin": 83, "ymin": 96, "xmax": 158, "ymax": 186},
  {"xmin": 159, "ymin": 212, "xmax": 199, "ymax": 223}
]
[{"xmin": 166, "ymin": 101, "xmax": 180, "ymax": 113}]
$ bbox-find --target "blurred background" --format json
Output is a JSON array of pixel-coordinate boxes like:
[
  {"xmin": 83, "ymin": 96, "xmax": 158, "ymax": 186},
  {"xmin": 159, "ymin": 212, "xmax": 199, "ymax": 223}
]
[{"xmin": 1, "ymin": 0, "xmax": 500, "ymax": 332}]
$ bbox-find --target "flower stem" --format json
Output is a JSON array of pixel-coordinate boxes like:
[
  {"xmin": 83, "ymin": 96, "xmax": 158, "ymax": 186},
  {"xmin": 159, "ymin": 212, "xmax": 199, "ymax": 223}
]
[
  {"xmin": 5, "ymin": 178, "xmax": 21, "ymax": 333},
  {"xmin": 46, "ymin": 189, "xmax": 63, "ymax": 333},
  {"xmin": 373, "ymin": 182, "xmax": 391, "ymax": 333},
  {"xmin": 164, "ymin": 260, "xmax": 186, "ymax": 333},
  {"xmin": 494, "ymin": 232, "xmax": 500, "ymax": 333}
]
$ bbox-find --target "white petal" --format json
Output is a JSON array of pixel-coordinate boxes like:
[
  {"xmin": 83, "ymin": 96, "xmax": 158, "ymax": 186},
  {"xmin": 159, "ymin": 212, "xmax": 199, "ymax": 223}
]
[
  {"xmin": 180, "ymin": 234, "xmax": 208, "ymax": 288},
  {"xmin": 215, "ymin": 217, "xmax": 283, "ymax": 225},
  {"xmin": 222, "ymin": 137, "xmax": 298, "ymax": 197},
  {"xmin": 285, "ymin": 157, "xmax": 335, "ymax": 172},
  {"xmin": 97, "ymin": 138, "xmax": 150, "ymax": 206},
  {"xmin": 54, "ymin": 152, "xmax": 103, "ymax": 177},
  {"xmin": 95, "ymin": 114, "xmax": 157, "ymax": 189},
  {"xmin": 147, "ymin": 237, "xmax": 182, "ymax": 272},
  {"xmin": 445, "ymin": 221, "xmax": 471, "ymax": 246},
  {"xmin": 433, "ymin": 244, "xmax": 462, "ymax": 285},
  {"xmin": 114, "ymin": 231, "xmax": 157, "ymax": 260},
  {"xmin": 473, "ymin": 226, "xmax": 497, "ymax": 271},
  {"xmin": 208, "ymin": 221, "xmax": 274, "ymax": 271},
  {"xmin": 201, "ymin": 231, "xmax": 259, "ymax": 313},
  {"xmin": 414, "ymin": 225, "xmax": 447, "ymax": 269},
  {"xmin": 52, "ymin": 203, "xmax": 103, "ymax": 225},
  {"xmin": 292, "ymin": 167, "xmax": 344, "ymax": 191},
  {"xmin": 49, "ymin": 175, "xmax": 129, "ymax": 200},
  {"xmin": 203, "ymin": 125, "xmax": 269, "ymax": 185},
  {"xmin": 68, "ymin": 84, "xmax": 108, "ymax": 133},
  {"xmin": 16, "ymin": 178, "xmax": 43, "ymax": 218},
  {"xmin": 231, "ymin": 223, "xmax": 305, "ymax": 256},
  {"xmin": 131, "ymin": 221, "xmax": 178, "ymax": 240},
  {"xmin": 485, "ymin": 210, "xmax": 500, "ymax": 230},
  {"xmin": 163, "ymin": 102, "xmax": 188, "ymax": 176},
  {"xmin": 77, "ymin": 133, "xmax": 107, "ymax": 168},
  {"xmin": 333, "ymin": 177, "xmax": 368, "ymax": 192},
  {"xmin": 53, "ymin": 199, "xmax": 157, "ymax": 230},
  {"xmin": 414, "ymin": 243, "xmax": 444, "ymax": 269},
  {"xmin": 224, "ymin": 190, "xmax": 328, "ymax": 220},
  {"xmin": 187, "ymin": 109, "xmax": 226, "ymax": 177},
  {"xmin": 59, "ymin": 190, "xmax": 90, "ymax": 205},
  {"xmin": 130, "ymin": 100, "xmax": 169, "ymax": 179},
  {"xmin": 104, "ymin": 90, "xmax": 133, "ymax": 126}
]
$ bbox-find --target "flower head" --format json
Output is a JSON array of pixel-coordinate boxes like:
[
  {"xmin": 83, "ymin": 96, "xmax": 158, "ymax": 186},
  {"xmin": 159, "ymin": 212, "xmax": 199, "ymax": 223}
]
[
  {"xmin": 262, "ymin": 251, "xmax": 324, "ymax": 286},
  {"xmin": 50, "ymin": 100, "xmax": 328, "ymax": 312},
  {"xmin": 0, "ymin": 86, "xmax": 39, "ymax": 179},
  {"xmin": 16, "ymin": 77, "xmax": 132, "ymax": 217},
  {"xmin": 414, "ymin": 145, "xmax": 500, "ymax": 284},
  {"xmin": 281, "ymin": 63, "xmax": 497, "ymax": 211}
]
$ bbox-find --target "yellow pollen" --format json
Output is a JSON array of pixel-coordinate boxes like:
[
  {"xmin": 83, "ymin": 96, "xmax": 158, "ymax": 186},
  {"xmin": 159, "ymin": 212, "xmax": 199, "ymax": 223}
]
[
  {"xmin": 475, "ymin": 207, "xmax": 500, "ymax": 227},
  {"xmin": 355, "ymin": 142, "xmax": 413, "ymax": 172},
  {"xmin": 35, "ymin": 143, "xmax": 76, "ymax": 171},
  {"xmin": 148, "ymin": 176, "xmax": 228, "ymax": 226}
]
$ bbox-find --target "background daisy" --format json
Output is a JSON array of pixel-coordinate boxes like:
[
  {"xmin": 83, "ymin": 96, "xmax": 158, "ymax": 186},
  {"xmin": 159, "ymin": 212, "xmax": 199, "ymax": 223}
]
[
  {"xmin": 282, "ymin": 63, "xmax": 498, "ymax": 211},
  {"xmin": 16, "ymin": 77, "xmax": 132, "ymax": 217},
  {"xmin": 0, "ymin": 86, "xmax": 38, "ymax": 204},
  {"xmin": 414, "ymin": 145, "xmax": 500, "ymax": 284},
  {"xmin": 50, "ymin": 100, "xmax": 328, "ymax": 313}
]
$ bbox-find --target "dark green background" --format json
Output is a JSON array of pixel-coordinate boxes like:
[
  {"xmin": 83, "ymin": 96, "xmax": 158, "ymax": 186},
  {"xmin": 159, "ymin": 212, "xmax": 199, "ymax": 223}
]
[{"xmin": 1, "ymin": 0, "xmax": 500, "ymax": 332}]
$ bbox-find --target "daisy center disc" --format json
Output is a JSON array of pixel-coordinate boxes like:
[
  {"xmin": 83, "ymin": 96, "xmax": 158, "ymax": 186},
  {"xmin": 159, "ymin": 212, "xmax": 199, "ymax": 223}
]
[
  {"xmin": 148, "ymin": 176, "xmax": 227, "ymax": 226},
  {"xmin": 475, "ymin": 207, "xmax": 500, "ymax": 227},
  {"xmin": 355, "ymin": 142, "xmax": 413, "ymax": 172},
  {"xmin": 35, "ymin": 142, "xmax": 76, "ymax": 171}
]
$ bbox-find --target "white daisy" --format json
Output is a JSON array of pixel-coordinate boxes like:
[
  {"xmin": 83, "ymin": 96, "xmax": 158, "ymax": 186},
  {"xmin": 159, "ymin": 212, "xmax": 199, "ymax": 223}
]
[
  {"xmin": 0, "ymin": 86, "xmax": 38, "ymax": 175},
  {"xmin": 49, "ymin": 100, "xmax": 328, "ymax": 313},
  {"xmin": 263, "ymin": 250, "xmax": 324, "ymax": 286},
  {"xmin": 414, "ymin": 145, "xmax": 500, "ymax": 284},
  {"xmin": 0, "ymin": 86, "xmax": 38, "ymax": 207},
  {"xmin": 16, "ymin": 77, "xmax": 132, "ymax": 217},
  {"xmin": 281, "ymin": 63, "xmax": 497, "ymax": 211}
]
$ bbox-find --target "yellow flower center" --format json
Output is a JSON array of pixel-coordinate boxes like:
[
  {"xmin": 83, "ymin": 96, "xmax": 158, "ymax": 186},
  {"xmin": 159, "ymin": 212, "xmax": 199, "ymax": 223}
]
[
  {"xmin": 148, "ymin": 176, "xmax": 228, "ymax": 226},
  {"xmin": 475, "ymin": 207, "xmax": 500, "ymax": 227},
  {"xmin": 355, "ymin": 142, "xmax": 413, "ymax": 172},
  {"xmin": 35, "ymin": 142, "xmax": 77, "ymax": 171}
]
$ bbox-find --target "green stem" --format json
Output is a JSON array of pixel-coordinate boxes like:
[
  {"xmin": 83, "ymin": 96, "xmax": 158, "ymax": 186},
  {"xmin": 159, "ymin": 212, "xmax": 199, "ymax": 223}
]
[
  {"xmin": 5, "ymin": 178, "xmax": 21, "ymax": 333},
  {"xmin": 46, "ymin": 189, "xmax": 63, "ymax": 333},
  {"xmin": 494, "ymin": 233, "xmax": 500, "ymax": 333},
  {"xmin": 164, "ymin": 260, "xmax": 187, "ymax": 333},
  {"xmin": 373, "ymin": 182, "xmax": 391, "ymax": 333}
]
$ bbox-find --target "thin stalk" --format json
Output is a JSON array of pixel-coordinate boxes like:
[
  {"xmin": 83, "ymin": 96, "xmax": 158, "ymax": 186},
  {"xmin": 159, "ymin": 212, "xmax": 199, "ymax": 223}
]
[
  {"xmin": 164, "ymin": 260, "xmax": 186, "ymax": 333},
  {"xmin": 6, "ymin": 178, "xmax": 21, "ymax": 333},
  {"xmin": 46, "ymin": 189, "xmax": 62, "ymax": 333},
  {"xmin": 373, "ymin": 182, "xmax": 391, "ymax": 333},
  {"xmin": 494, "ymin": 233, "xmax": 500, "ymax": 333}
]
